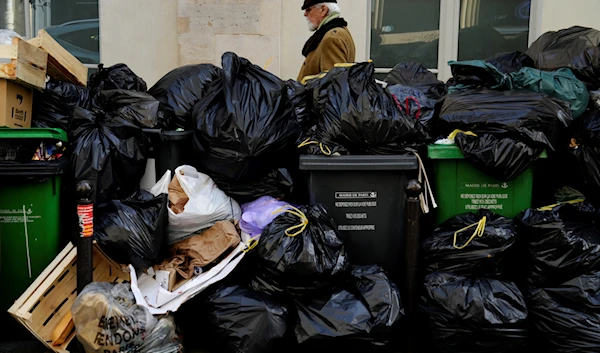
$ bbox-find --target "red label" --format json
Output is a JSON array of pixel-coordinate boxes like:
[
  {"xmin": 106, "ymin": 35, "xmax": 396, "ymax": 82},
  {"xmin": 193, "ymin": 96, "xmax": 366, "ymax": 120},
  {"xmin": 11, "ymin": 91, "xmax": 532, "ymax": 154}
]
[{"xmin": 77, "ymin": 204, "xmax": 94, "ymax": 238}]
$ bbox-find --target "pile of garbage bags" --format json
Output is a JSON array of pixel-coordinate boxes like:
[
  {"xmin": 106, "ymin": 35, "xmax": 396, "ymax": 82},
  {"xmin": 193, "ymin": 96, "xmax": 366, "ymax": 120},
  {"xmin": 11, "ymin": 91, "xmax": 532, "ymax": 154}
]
[
  {"xmin": 177, "ymin": 203, "xmax": 404, "ymax": 353},
  {"xmin": 421, "ymin": 201, "xmax": 600, "ymax": 353},
  {"xmin": 432, "ymin": 25, "xmax": 600, "ymax": 187},
  {"xmin": 24, "ymin": 23, "xmax": 600, "ymax": 353},
  {"xmin": 516, "ymin": 201, "xmax": 600, "ymax": 353},
  {"xmin": 420, "ymin": 209, "xmax": 528, "ymax": 353},
  {"xmin": 300, "ymin": 61, "xmax": 429, "ymax": 155}
]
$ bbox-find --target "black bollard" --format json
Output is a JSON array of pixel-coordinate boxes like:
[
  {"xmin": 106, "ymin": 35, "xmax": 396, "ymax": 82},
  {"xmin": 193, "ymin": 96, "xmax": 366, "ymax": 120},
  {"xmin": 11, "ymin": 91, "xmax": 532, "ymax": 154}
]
[
  {"xmin": 76, "ymin": 181, "xmax": 94, "ymax": 294},
  {"xmin": 404, "ymin": 179, "xmax": 422, "ymax": 353}
]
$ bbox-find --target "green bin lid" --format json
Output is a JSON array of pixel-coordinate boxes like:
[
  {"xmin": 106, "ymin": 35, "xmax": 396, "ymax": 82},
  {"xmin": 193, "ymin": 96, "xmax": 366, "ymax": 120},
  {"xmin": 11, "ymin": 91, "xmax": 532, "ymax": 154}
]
[
  {"xmin": 0, "ymin": 127, "xmax": 68, "ymax": 142},
  {"xmin": 427, "ymin": 144, "xmax": 547, "ymax": 159}
]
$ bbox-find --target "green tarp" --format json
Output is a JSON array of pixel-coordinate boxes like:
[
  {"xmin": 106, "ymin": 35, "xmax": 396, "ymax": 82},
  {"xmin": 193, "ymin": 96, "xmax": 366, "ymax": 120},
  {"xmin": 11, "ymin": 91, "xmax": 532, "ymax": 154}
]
[{"xmin": 448, "ymin": 60, "xmax": 590, "ymax": 118}]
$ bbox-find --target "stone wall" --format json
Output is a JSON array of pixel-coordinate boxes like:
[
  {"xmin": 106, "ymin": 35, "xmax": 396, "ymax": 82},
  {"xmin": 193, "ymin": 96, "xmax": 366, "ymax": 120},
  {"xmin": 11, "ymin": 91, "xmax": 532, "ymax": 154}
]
[{"xmin": 177, "ymin": 0, "xmax": 282, "ymax": 75}]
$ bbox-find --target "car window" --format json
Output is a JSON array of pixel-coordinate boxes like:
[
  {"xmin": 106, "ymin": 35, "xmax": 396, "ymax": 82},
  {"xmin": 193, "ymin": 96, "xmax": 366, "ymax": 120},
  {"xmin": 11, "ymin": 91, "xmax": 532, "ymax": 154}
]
[{"xmin": 57, "ymin": 27, "xmax": 99, "ymax": 53}]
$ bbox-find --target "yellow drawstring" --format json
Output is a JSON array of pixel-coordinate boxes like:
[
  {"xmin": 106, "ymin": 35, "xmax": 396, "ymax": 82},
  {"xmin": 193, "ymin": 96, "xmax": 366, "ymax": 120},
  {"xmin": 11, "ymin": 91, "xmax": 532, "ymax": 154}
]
[
  {"xmin": 448, "ymin": 129, "xmax": 477, "ymax": 141},
  {"xmin": 453, "ymin": 217, "xmax": 487, "ymax": 250},
  {"xmin": 272, "ymin": 205, "xmax": 309, "ymax": 237},
  {"xmin": 301, "ymin": 61, "xmax": 373, "ymax": 84},
  {"xmin": 297, "ymin": 138, "xmax": 332, "ymax": 156},
  {"xmin": 242, "ymin": 205, "xmax": 309, "ymax": 252},
  {"xmin": 537, "ymin": 199, "xmax": 585, "ymax": 211},
  {"xmin": 333, "ymin": 60, "xmax": 372, "ymax": 68},
  {"xmin": 301, "ymin": 72, "xmax": 328, "ymax": 85},
  {"xmin": 243, "ymin": 237, "xmax": 259, "ymax": 253}
]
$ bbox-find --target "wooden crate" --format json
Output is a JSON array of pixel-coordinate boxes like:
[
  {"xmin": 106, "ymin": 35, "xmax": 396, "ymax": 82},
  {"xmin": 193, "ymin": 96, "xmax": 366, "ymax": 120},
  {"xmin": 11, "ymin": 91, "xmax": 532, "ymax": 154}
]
[
  {"xmin": 28, "ymin": 29, "xmax": 88, "ymax": 86},
  {"xmin": 8, "ymin": 242, "xmax": 130, "ymax": 353},
  {"xmin": 0, "ymin": 37, "xmax": 47, "ymax": 90}
]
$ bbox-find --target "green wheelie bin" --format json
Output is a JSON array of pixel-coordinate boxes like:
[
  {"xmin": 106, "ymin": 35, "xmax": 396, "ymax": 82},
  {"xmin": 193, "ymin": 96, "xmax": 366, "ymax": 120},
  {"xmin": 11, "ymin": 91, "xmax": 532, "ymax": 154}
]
[{"xmin": 0, "ymin": 127, "xmax": 67, "ymax": 341}]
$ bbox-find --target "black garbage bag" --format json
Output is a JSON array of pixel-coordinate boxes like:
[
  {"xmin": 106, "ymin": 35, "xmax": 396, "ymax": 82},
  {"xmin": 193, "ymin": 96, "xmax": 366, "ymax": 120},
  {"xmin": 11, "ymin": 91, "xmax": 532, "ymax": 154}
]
[
  {"xmin": 148, "ymin": 64, "xmax": 222, "ymax": 130},
  {"xmin": 294, "ymin": 265, "xmax": 403, "ymax": 351},
  {"xmin": 32, "ymin": 79, "xmax": 91, "ymax": 130},
  {"xmin": 448, "ymin": 60, "xmax": 510, "ymax": 92},
  {"xmin": 421, "ymin": 272, "xmax": 528, "ymax": 353},
  {"xmin": 95, "ymin": 89, "xmax": 168, "ymax": 128},
  {"xmin": 305, "ymin": 62, "xmax": 428, "ymax": 155},
  {"xmin": 528, "ymin": 271, "xmax": 600, "ymax": 353},
  {"xmin": 515, "ymin": 201, "xmax": 600, "ymax": 287},
  {"xmin": 485, "ymin": 51, "xmax": 534, "ymax": 74},
  {"xmin": 387, "ymin": 84, "xmax": 436, "ymax": 133},
  {"xmin": 250, "ymin": 204, "xmax": 350, "ymax": 297},
  {"xmin": 202, "ymin": 285, "xmax": 289, "ymax": 353},
  {"xmin": 455, "ymin": 132, "xmax": 546, "ymax": 181},
  {"xmin": 193, "ymin": 52, "xmax": 302, "ymax": 182},
  {"xmin": 437, "ymin": 88, "xmax": 572, "ymax": 150},
  {"xmin": 286, "ymin": 78, "xmax": 312, "ymax": 127},
  {"xmin": 88, "ymin": 63, "xmax": 148, "ymax": 92},
  {"xmin": 213, "ymin": 168, "xmax": 294, "ymax": 205},
  {"xmin": 591, "ymin": 90, "xmax": 600, "ymax": 110},
  {"xmin": 422, "ymin": 209, "xmax": 517, "ymax": 278},
  {"xmin": 526, "ymin": 26, "xmax": 600, "ymax": 89},
  {"xmin": 384, "ymin": 62, "xmax": 446, "ymax": 100},
  {"xmin": 70, "ymin": 106, "xmax": 148, "ymax": 204},
  {"xmin": 570, "ymin": 111, "xmax": 600, "ymax": 203},
  {"xmin": 94, "ymin": 190, "xmax": 168, "ymax": 270}
]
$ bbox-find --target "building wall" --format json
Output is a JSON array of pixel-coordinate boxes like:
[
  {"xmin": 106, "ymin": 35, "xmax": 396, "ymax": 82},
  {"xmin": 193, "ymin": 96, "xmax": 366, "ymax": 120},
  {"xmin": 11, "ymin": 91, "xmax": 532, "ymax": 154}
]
[
  {"xmin": 538, "ymin": 0, "xmax": 600, "ymax": 33},
  {"xmin": 100, "ymin": 0, "xmax": 600, "ymax": 83},
  {"xmin": 177, "ymin": 0, "xmax": 282, "ymax": 75},
  {"xmin": 99, "ymin": 0, "xmax": 179, "ymax": 87}
]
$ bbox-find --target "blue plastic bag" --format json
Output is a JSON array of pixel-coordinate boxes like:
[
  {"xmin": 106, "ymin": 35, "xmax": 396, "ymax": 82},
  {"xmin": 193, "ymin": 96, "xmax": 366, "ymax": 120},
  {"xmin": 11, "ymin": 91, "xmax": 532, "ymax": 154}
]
[{"xmin": 240, "ymin": 196, "xmax": 290, "ymax": 237}]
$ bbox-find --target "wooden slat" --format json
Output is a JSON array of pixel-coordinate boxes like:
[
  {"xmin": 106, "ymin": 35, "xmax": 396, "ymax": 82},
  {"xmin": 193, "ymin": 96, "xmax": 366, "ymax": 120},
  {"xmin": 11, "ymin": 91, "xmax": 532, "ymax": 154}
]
[
  {"xmin": 51, "ymin": 312, "xmax": 73, "ymax": 346},
  {"xmin": 9, "ymin": 243, "xmax": 130, "ymax": 353},
  {"xmin": 0, "ymin": 38, "xmax": 48, "ymax": 89},
  {"xmin": 15, "ymin": 249, "xmax": 77, "ymax": 318},
  {"xmin": 9, "ymin": 243, "xmax": 74, "ymax": 315},
  {"xmin": 28, "ymin": 29, "xmax": 88, "ymax": 86},
  {"xmin": 14, "ymin": 37, "xmax": 47, "ymax": 71},
  {"xmin": 0, "ymin": 44, "xmax": 18, "ymax": 59},
  {"xmin": 13, "ymin": 37, "xmax": 47, "ymax": 89}
]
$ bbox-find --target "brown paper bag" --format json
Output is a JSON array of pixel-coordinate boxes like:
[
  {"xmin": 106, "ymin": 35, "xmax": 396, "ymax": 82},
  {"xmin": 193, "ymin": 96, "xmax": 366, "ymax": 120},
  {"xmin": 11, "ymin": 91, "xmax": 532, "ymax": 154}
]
[
  {"xmin": 168, "ymin": 173, "xmax": 188, "ymax": 214},
  {"xmin": 170, "ymin": 220, "xmax": 241, "ymax": 266},
  {"xmin": 156, "ymin": 220, "xmax": 241, "ymax": 291}
]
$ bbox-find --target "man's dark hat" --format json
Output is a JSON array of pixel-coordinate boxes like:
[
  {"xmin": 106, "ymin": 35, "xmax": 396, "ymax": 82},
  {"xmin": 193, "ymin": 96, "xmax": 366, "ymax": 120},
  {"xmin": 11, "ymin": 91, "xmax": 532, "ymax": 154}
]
[{"xmin": 302, "ymin": 0, "xmax": 336, "ymax": 10}]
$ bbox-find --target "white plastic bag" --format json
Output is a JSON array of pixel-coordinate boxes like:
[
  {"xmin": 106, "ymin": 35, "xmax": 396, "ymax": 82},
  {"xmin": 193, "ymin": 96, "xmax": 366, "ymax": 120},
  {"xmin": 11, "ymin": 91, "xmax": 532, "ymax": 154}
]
[
  {"xmin": 130, "ymin": 231, "xmax": 252, "ymax": 314},
  {"xmin": 0, "ymin": 29, "xmax": 22, "ymax": 63},
  {"xmin": 151, "ymin": 166, "xmax": 242, "ymax": 244},
  {"xmin": 71, "ymin": 282, "xmax": 182, "ymax": 353}
]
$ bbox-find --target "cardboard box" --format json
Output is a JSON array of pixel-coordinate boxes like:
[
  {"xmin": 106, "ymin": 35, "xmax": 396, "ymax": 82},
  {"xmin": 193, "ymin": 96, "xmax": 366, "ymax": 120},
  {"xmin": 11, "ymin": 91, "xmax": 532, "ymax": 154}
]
[{"xmin": 0, "ymin": 79, "xmax": 33, "ymax": 128}]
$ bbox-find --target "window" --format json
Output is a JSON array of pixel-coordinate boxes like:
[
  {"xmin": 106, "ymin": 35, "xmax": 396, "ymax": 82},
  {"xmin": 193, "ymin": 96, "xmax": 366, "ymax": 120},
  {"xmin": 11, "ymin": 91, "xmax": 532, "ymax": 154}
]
[
  {"xmin": 29, "ymin": 0, "xmax": 100, "ymax": 66},
  {"xmin": 370, "ymin": 0, "xmax": 535, "ymax": 80},
  {"xmin": 370, "ymin": 0, "xmax": 440, "ymax": 70},
  {"xmin": 457, "ymin": 0, "xmax": 530, "ymax": 61}
]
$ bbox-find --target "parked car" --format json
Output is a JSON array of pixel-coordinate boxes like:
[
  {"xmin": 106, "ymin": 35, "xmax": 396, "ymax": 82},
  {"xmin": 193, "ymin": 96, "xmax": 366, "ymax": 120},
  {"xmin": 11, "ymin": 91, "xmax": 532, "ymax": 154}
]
[{"xmin": 44, "ymin": 19, "xmax": 99, "ymax": 64}]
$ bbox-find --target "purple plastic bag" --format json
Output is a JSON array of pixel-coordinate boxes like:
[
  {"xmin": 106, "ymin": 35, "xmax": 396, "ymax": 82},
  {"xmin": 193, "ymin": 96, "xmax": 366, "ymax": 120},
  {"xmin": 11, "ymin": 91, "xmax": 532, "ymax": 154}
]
[{"xmin": 240, "ymin": 196, "xmax": 290, "ymax": 237}]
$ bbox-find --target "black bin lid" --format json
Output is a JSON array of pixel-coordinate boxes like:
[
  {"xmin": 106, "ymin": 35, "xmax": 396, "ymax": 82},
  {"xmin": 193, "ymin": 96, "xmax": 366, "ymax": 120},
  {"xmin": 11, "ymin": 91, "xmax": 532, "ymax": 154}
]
[{"xmin": 299, "ymin": 155, "xmax": 418, "ymax": 171}]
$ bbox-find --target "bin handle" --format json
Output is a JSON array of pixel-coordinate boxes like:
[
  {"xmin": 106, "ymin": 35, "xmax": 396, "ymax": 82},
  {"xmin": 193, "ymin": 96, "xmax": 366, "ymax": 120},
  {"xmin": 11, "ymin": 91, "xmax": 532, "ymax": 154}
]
[{"xmin": 453, "ymin": 217, "xmax": 487, "ymax": 250}]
